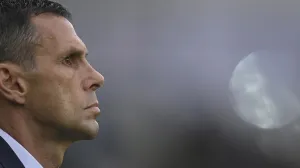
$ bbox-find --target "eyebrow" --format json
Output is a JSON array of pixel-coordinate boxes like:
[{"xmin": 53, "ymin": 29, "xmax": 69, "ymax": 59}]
[{"xmin": 64, "ymin": 46, "xmax": 88, "ymax": 57}]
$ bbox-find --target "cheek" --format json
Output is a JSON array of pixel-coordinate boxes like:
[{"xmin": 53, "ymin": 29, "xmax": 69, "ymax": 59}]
[
  {"xmin": 25, "ymin": 69, "xmax": 85, "ymax": 122},
  {"xmin": 59, "ymin": 75, "xmax": 85, "ymax": 107},
  {"xmin": 25, "ymin": 78, "xmax": 74, "ymax": 122},
  {"xmin": 51, "ymin": 78, "xmax": 86, "ymax": 122}
]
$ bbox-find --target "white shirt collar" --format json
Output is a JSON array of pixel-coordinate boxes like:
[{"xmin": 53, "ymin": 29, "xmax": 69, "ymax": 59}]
[{"xmin": 0, "ymin": 129, "xmax": 43, "ymax": 168}]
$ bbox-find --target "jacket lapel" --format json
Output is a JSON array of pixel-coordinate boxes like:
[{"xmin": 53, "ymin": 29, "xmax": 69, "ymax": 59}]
[{"xmin": 0, "ymin": 136, "xmax": 25, "ymax": 168}]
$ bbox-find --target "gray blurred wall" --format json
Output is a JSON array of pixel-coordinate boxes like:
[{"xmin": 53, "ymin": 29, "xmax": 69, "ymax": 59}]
[{"xmin": 55, "ymin": 0, "xmax": 300, "ymax": 168}]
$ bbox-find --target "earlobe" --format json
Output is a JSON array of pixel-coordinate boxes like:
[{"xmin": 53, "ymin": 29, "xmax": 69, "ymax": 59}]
[{"xmin": 0, "ymin": 63, "xmax": 27, "ymax": 104}]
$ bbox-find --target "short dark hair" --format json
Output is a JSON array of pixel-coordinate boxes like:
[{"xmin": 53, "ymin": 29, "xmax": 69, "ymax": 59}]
[{"xmin": 0, "ymin": 0, "xmax": 72, "ymax": 70}]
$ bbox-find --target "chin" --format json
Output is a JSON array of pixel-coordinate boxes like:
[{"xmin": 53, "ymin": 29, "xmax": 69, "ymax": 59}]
[{"xmin": 71, "ymin": 120, "xmax": 100, "ymax": 141}]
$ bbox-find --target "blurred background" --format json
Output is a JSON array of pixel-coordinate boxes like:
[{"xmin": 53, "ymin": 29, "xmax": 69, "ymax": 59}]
[{"xmin": 57, "ymin": 0, "xmax": 300, "ymax": 167}]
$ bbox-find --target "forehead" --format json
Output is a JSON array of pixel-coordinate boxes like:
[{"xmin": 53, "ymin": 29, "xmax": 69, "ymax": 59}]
[{"xmin": 31, "ymin": 13, "xmax": 87, "ymax": 56}]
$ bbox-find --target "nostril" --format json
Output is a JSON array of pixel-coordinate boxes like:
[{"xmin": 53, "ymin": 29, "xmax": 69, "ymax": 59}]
[{"xmin": 91, "ymin": 83, "xmax": 101, "ymax": 91}]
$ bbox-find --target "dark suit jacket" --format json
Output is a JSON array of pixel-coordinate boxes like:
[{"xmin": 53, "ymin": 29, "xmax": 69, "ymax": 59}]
[{"xmin": 0, "ymin": 136, "xmax": 25, "ymax": 168}]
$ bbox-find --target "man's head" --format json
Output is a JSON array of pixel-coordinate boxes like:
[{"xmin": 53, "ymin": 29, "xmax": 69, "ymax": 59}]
[{"xmin": 0, "ymin": 0, "xmax": 104, "ymax": 141}]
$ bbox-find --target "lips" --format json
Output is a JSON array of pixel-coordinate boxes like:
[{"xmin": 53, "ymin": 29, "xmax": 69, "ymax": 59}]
[
  {"xmin": 84, "ymin": 102, "xmax": 100, "ymax": 113},
  {"xmin": 85, "ymin": 102, "xmax": 99, "ymax": 109}
]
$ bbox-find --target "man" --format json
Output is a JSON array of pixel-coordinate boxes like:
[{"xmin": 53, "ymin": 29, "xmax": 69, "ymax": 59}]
[{"xmin": 0, "ymin": 0, "xmax": 104, "ymax": 168}]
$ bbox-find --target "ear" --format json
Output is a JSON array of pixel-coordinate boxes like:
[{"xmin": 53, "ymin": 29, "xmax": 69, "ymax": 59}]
[{"xmin": 0, "ymin": 63, "xmax": 28, "ymax": 105}]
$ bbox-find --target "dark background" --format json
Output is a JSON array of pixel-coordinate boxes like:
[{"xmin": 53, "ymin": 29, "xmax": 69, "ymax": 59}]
[{"xmin": 56, "ymin": 0, "xmax": 300, "ymax": 167}]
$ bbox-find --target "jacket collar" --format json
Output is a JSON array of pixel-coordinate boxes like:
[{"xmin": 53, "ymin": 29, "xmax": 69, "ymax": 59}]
[{"xmin": 0, "ymin": 136, "xmax": 24, "ymax": 168}]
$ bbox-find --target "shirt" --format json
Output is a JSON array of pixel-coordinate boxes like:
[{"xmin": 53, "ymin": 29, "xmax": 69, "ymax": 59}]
[{"xmin": 0, "ymin": 129, "xmax": 43, "ymax": 168}]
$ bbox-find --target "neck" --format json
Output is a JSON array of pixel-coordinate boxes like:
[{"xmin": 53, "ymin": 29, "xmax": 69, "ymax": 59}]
[{"xmin": 0, "ymin": 109, "xmax": 71, "ymax": 168}]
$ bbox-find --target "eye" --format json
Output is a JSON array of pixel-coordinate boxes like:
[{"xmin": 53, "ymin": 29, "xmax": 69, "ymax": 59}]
[{"xmin": 63, "ymin": 55, "xmax": 74, "ymax": 66}]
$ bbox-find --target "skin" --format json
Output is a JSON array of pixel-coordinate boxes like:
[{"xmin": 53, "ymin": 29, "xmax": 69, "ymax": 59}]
[{"xmin": 0, "ymin": 13, "xmax": 104, "ymax": 168}]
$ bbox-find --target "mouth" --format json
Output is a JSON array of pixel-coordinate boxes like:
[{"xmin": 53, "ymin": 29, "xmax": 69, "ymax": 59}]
[
  {"xmin": 85, "ymin": 102, "xmax": 99, "ymax": 109},
  {"xmin": 84, "ymin": 102, "xmax": 101, "ymax": 116}
]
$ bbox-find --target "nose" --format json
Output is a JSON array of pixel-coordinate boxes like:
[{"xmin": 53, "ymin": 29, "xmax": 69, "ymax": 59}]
[{"xmin": 83, "ymin": 65, "xmax": 104, "ymax": 91}]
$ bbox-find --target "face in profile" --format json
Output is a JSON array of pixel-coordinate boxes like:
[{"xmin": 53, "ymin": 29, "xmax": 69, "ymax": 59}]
[{"xmin": 23, "ymin": 13, "xmax": 104, "ymax": 141}]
